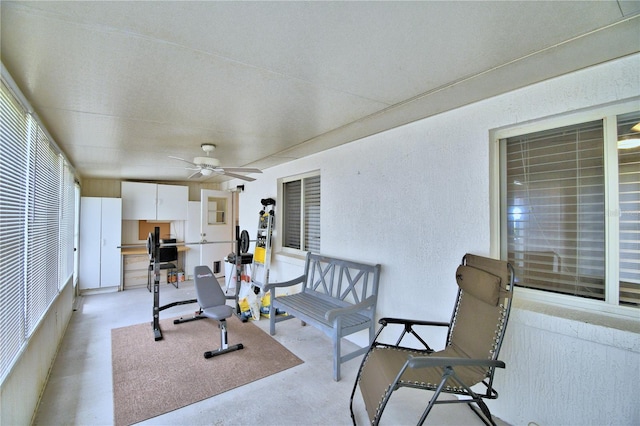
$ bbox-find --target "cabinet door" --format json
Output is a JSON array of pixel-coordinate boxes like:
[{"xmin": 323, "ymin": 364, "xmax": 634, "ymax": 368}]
[
  {"xmin": 157, "ymin": 184, "xmax": 188, "ymax": 220},
  {"xmin": 100, "ymin": 198, "xmax": 122, "ymax": 288},
  {"xmin": 121, "ymin": 181, "xmax": 156, "ymax": 220},
  {"xmin": 79, "ymin": 197, "xmax": 101, "ymax": 290}
]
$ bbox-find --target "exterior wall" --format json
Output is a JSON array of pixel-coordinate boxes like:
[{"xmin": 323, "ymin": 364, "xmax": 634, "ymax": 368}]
[
  {"xmin": 231, "ymin": 53, "xmax": 640, "ymax": 425},
  {"xmin": 0, "ymin": 279, "xmax": 74, "ymax": 425}
]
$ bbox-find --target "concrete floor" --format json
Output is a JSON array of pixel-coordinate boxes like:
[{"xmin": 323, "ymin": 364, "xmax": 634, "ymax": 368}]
[{"xmin": 34, "ymin": 281, "xmax": 506, "ymax": 425}]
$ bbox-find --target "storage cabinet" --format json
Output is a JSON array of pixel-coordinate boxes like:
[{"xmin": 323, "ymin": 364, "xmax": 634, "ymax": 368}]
[
  {"xmin": 121, "ymin": 182, "xmax": 188, "ymax": 220},
  {"xmin": 79, "ymin": 197, "xmax": 122, "ymax": 290}
]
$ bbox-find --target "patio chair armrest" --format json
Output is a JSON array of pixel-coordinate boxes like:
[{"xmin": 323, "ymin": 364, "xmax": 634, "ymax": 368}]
[
  {"xmin": 407, "ymin": 356, "xmax": 506, "ymax": 370},
  {"xmin": 379, "ymin": 317, "xmax": 450, "ymax": 328},
  {"xmin": 325, "ymin": 296, "xmax": 376, "ymax": 322},
  {"xmin": 261, "ymin": 274, "xmax": 305, "ymax": 293}
]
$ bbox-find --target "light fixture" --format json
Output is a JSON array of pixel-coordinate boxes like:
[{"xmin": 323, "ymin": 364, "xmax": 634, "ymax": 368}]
[
  {"xmin": 618, "ymin": 122, "xmax": 640, "ymax": 150},
  {"xmin": 201, "ymin": 143, "xmax": 216, "ymax": 153},
  {"xmin": 618, "ymin": 136, "xmax": 640, "ymax": 149},
  {"xmin": 200, "ymin": 169, "xmax": 213, "ymax": 176}
]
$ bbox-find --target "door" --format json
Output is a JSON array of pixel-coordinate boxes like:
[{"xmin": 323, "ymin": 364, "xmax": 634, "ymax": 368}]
[
  {"xmin": 100, "ymin": 198, "xmax": 122, "ymax": 288},
  {"xmin": 79, "ymin": 197, "xmax": 101, "ymax": 290},
  {"xmin": 200, "ymin": 189, "xmax": 233, "ymax": 277}
]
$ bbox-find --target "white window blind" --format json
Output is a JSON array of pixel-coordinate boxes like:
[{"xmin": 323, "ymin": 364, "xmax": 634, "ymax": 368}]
[
  {"xmin": 504, "ymin": 120, "xmax": 607, "ymax": 300},
  {"xmin": 26, "ymin": 124, "xmax": 61, "ymax": 331},
  {"xmin": 60, "ymin": 163, "xmax": 75, "ymax": 287},
  {"xmin": 0, "ymin": 77, "xmax": 75, "ymax": 383},
  {"xmin": 617, "ymin": 111, "xmax": 640, "ymax": 306},
  {"xmin": 0, "ymin": 80, "xmax": 28, "ymax": 382}
]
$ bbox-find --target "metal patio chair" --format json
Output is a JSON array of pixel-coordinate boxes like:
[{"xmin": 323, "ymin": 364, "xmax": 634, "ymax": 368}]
[{"xmin": 350, "ymin": 254, "xmax": 514, "ymax": 425}]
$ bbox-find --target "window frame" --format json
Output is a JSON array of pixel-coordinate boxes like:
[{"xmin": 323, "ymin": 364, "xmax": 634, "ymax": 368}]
[
  {"xmin": 277, "ymin": 170, "xmax": 321, "ymax": 257},
  {"xmin": 490, "ymin": 99, "xmax": 640, "ymax": 319}
]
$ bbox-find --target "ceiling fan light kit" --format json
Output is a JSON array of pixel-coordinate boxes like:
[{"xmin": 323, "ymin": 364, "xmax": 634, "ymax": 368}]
[{"xmin": 168, "ymin": 143, "xmax": 262, "ymax": 182}]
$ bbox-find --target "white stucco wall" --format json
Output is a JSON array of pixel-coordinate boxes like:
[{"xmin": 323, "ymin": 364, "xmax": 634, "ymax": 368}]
[{"xmin": 230, "ymin": 53, "xmax": 640, "ymax": 425}]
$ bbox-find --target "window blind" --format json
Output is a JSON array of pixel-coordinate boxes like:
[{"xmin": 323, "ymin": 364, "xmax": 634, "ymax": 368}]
[
  {"xmin": 304, "ymin": 175, "xmax": 321, "ymax": 253},
  {"xmin": 26, "ymin": 124, "xmax": 61, "ymax": 331},
  {"xmin": 504, "ymin": 120, "xmax": 606, "ymax": 300},
  {"xmin": 0, "ymin": 81, "xmax": 28, "ymax": 382},
  {"xmin": 283, "ymin": 180, "xmax": 301, "ymax": 249},
  {"xmin": 617, "ymin": 111, "xmax": 640, "ymax": 306},
  {"xmin": 0, "ymin": 78, "xmax": 73, "ymax": 383},
  {"xmin": 60, "ymin": 163, "xmax": 75, "ymax": 287}
]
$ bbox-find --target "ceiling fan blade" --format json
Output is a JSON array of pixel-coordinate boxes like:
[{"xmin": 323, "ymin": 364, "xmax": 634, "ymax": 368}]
[
  {"xmin": 220, "ymin": 171, "xmax": 256, "ymax": 182},
  {"xmin": 168, "ymin": 155, "xmax": 198, "ymax": 167},
  {"xmin": 219, "ymin": 167, "xmax": 262, "ymax": 174},
  {"xmin": 187, "ymin": 170, "xmax": 203, "ymax": 179}
]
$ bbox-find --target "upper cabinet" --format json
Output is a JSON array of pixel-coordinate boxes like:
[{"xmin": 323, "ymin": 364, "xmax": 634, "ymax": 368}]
[{"xmin": 121, "ymin": 182, "xmax": 188, "ymax": 220}]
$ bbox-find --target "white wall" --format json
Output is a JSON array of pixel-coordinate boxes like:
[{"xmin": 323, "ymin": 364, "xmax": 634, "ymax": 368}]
[{"xmin": 230, "ymin": 53, "xmax": 640, "ymax": 425}]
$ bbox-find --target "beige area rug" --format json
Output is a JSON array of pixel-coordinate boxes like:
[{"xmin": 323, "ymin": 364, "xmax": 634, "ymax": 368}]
[{"xmin": 111, "ymin": 315, "xmax": 303, "ymax": 426}]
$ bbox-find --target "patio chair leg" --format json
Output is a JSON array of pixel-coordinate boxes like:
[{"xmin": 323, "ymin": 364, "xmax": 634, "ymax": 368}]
[{"xmin": 416, "ymin": 368, "xmax": 452, "ymax": 425}]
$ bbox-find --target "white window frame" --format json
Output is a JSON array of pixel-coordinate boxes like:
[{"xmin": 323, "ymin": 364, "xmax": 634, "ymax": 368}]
[
  {"xmin": 277, "ymin": 170, "xmax": 321, "ymax": 257},
  {"xmin": 489, "ymin": 99, "xmax": 640, "ymax": 319}
]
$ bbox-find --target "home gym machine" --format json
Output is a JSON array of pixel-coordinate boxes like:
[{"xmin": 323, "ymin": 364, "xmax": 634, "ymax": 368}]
[{"xmin": 146, "ymin": 225, "xmax": 253, "ymax": 341}]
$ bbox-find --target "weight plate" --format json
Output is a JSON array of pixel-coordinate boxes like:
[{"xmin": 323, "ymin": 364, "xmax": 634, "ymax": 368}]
[
  {"xmin": 147, "ymin": 232, "xmax": 154, "ymax": 259},
  {"xmin": 240, "ymin": 230, "xmax": 250, "ymax": 253}
]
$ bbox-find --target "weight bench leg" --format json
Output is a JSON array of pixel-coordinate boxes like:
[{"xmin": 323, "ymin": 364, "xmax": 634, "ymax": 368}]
[{"xmin": 203, "ymin": 319, "xmax": 244, "ymax": 359}]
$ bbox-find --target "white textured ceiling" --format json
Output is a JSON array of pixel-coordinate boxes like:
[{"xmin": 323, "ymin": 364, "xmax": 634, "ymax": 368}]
[{"xmin": 1, "ymin": 1, "xmax": 639, "ymax": 182}]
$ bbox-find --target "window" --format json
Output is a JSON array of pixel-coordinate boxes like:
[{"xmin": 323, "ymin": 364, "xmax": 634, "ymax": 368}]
[
  {"xmin": 496, "ymin": 106, "xmax": 639, "ymax": 311},
  {"xmin": 0, "ymin": 78, "xmax": 76, "ymax": 383},
  {"xmin": 280, "ymin": 171, "xmax": 320, "ymax": 254}
]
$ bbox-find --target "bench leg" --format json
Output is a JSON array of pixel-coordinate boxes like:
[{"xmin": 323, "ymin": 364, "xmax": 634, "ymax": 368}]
[
  {"xmin": 333, "ymin": 329, "xmax": 341, "ymax": 381},
  {"xmin": 269, "ymin": 304, "xmax": 276, "ymax": 335}
]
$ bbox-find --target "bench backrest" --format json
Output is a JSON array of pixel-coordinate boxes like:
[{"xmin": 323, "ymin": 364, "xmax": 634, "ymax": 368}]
[{"xmin": 302, "ymin": 252, "xmax": 381, "ymax": 308}]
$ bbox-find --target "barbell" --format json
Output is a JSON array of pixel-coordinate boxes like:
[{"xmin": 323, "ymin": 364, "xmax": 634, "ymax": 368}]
[{"xmin": 119, "ymin": 229, "xmax": 253, "ymax": 256}]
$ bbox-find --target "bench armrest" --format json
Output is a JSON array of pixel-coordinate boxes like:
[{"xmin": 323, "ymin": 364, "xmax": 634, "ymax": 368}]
[
  {"xmin": 261, "ymin": 274, "xmax": 306, "ymax": 293},
  {"xmin": 325, "ymin": 295, "xmax": 377, "ymax": 322},
  {"xmin": 407, "ymin": 356, "xmax": 506, "ymax": 369}
]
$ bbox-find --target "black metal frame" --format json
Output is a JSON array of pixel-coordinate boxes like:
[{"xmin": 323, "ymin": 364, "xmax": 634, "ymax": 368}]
[{"xmin": 150, "ymin": 225, "xmax": 248, "ymax": 341}]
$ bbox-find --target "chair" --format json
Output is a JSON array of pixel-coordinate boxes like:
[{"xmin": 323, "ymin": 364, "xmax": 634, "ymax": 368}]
[
  {"xmin": 147, "ymin": 242, "xmax": 178, "ymax": 292},
  {"xmin": 350, "ymin": 254, "xmax": 514, "ymax": 426},
  {"xmin": 193, "ymin": 265, "xmax": 244, "ymax": 359}
]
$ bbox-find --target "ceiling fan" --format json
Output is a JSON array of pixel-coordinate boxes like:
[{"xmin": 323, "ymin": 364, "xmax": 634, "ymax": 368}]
[{"xmin": 169, "ymin": 143, "xmax": 262, "ymax": 182}]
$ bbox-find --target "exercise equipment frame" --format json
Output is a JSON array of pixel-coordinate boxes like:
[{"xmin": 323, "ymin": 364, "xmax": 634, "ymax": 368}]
[{"xmin": 147, "ymin": 225, "xmax": 250, "ymax": 341}]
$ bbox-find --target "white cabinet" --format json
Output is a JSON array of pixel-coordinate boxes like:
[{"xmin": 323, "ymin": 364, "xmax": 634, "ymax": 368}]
[
  {"xmin": 79, "ymin": 197, "xmax": 122, "ymax": 290},
  {"xmin": 121, "ymin": 182, "xmax": 188, "ymax": 220},
  {"xmin": 121, "ymin": 182, "xmax": 155, "ymax": 220},
  {"xmin": 157, "ymin": 184, "xmax": 188, "ymax": 220}
]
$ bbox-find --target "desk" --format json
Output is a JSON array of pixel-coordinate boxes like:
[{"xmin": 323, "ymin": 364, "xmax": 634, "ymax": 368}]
[{"xmin": 121, "ymin": 246, "xmax": 189, "ymax": 290}]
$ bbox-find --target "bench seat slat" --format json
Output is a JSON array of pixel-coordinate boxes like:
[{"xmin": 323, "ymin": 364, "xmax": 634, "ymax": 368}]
[{"xmin": 273, "ymin": 293, "xmax": 370, "ymax": 328}]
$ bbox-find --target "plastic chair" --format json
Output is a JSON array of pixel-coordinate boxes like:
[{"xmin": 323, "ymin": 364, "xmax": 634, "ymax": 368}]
[
  {"xmin": 350, "ymin": 254, "xmax": 514, "ymax": 425},
  {"xmin": 194, "ymin": 265, "xmax": 244, "ymax": 358}
]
